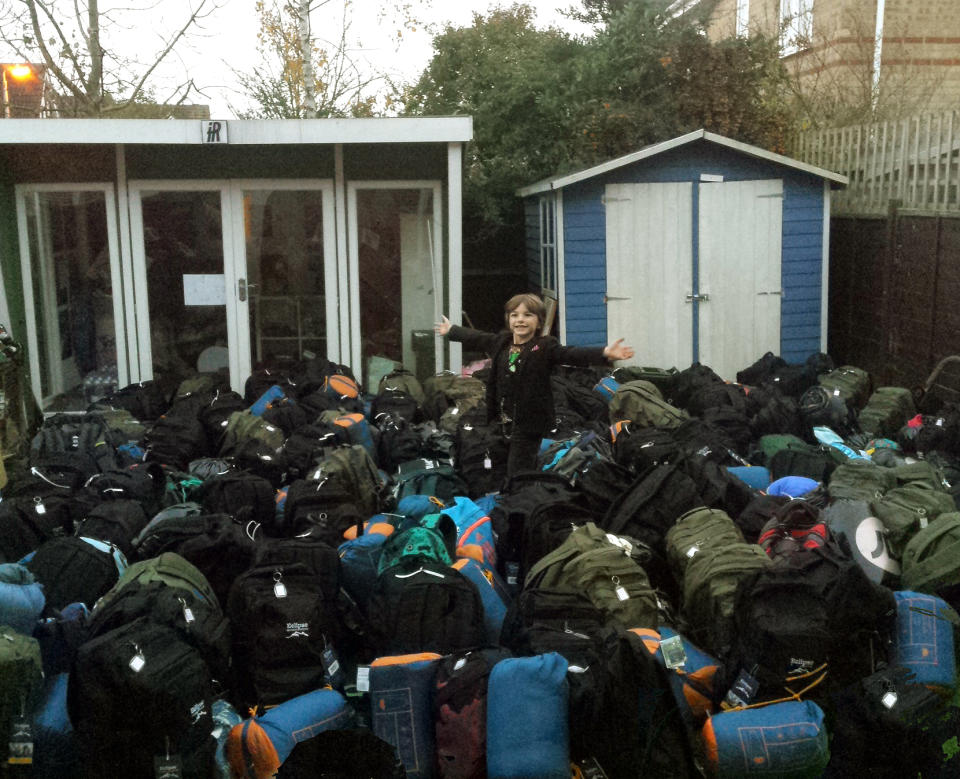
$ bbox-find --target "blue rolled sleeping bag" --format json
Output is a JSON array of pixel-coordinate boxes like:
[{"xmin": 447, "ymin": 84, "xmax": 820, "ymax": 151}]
[
  {"xmin": 486, "ymin": 652, "xmax": 570, "ymax": 779},
  {"xmin": 0, "ymin": 562, "xmax": 45, "ymax": 634}
]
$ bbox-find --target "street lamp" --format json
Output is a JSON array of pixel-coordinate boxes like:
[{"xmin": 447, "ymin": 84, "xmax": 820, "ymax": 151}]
[{"xmin": 2, "ymin": 63, "xmax": 36, "ymax": 118}]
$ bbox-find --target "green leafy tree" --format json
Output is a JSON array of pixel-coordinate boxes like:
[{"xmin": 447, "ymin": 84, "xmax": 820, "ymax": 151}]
[{"xmin": 403, "ymin": 5, "xmax": 583, "ymax": 230}]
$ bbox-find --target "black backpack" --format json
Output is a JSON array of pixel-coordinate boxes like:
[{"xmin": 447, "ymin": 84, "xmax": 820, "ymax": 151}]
[
  {"xmin": 0, "ymin": 492, "xmax": 76, "ymax": 563},
  {"xmin": 601, "ymin": 463, "xmax": 702, "ymax": 553},
  {"xmin": 95, "ymin": 380, "xmax": 172, "ymax": 421},
  {"xmin": 198, "ymin": 470, "xmax": 276, "ymax": 525},
  {"xmin": 282, "ymin": 478, "xmax": 365, "ymax": 543},
  {"xmin": 612, "ymin": 424, "xmax": 680, "ymax": 471},
  {"xmin": 227, "ymin": 561, "xmax": 345, "ymax": 707},
  {"xmin": 454, "ymin": 412, "xmax": 509, "ymax": 498},
  {"xmin": 370, "ymin": 387, "xmax": 421, "ymax": 425},
  {"xmin": 76, "ymin": 499, "xmax": 149, "ymax": 561},
  {"xmin": 144, "ymin": 413, "xmax": 209, "ymax": 471},
  {"xmin": 83, "ymin": 462, "xmax": 168, "ymax": 518},
  {"xmin": 736, "ymin": 351, "xmax": 788, "ymax": 386},
  {"xmin": 374, "ymin": 413, "xmax": 423, "ymax": 473},
  {"xmin": 135, "ymin": 513, "xmax": 261, "ymax": 607},
  {"xmin": 68, "ymin": 616, "xmax": 216, "ymax": 778},
  {"xmin": 366, "ymin": 559, "xmax": 486, "ymax": 657},
  {"xmin": 723, "ymin": 544, "xmax": 896, "ymax": 702},
  {"xmin": 489, "ymin": 471, "xmax": 589, "ymax": 575},
  {"xmin": 26, "ymin": 536, "xmax": 125, "ymax": 610},
  {"xmin": 672, "ymin": 363, "xmax": 725, "ymax": 410}
]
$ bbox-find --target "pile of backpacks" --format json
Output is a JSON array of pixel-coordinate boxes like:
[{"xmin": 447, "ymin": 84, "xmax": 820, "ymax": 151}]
[{"xmin": 1, "ymin": 350, "xmax": 959, "ymax": 778}]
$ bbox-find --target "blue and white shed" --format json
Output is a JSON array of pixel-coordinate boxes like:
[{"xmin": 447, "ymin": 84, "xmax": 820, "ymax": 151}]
[{"xmin": 517, "ymin": 129, "xmax": 847, "ymax": 380}]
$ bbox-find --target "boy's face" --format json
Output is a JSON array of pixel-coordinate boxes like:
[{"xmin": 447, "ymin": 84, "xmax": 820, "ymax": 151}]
[{"xmin": 508, "ymin": 303, "xmax": 539, "ymax": 342}]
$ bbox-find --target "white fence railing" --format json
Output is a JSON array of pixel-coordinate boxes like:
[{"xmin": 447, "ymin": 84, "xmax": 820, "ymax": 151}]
[{"xmin": 791, "ymin": 111, "xmax": 960, "ymax": 214}]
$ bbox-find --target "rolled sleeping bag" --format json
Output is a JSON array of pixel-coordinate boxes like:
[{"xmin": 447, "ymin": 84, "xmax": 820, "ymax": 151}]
[
  {"xmin": 486, "ymin": 652, "xmax": 569, "ymax": 779},
  {"xmin": 226, "ymin": 687, "xmax": 353, "ymax": 779}
]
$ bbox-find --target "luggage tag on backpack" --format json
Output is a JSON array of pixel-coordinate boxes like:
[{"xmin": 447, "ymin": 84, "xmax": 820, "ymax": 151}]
[
  {"xmin": 356, "ymin": 665, "xmax": 370, "ymax": 693},
  {"xmin": 129, "ymin": 643, "xmax": 146, "ymax": 673},
  {"xmin": 660, "ymin": 635, "xmax": 687, "ymax": 669},
  {"xmin": 178, "ymin": 597, "xmax": 195, "ymax": 625},
  {"xmin": 483, "ymin": 452, "xmax": 492, "ymax": 470},
  {"xmin": 7, "ymin": 698, "xmax": 33, "ymax": 767},
  {"xmin": 724, "ymin": 667, "xmax": 760, "ymax": 708},
  {"xmin": 33, "ymin": 496, "xmax": 46, "ymax": 515},
  {"xmin": 273, "ymin": 571, "xmax": 287, "ymax": 599},
  {"xmin": 612, "ymin": 576, "xmax": 630, "ymax": 601},
  {"xmin": 322, "ymin": 643, "xmax": 345, "ymax": 689}
]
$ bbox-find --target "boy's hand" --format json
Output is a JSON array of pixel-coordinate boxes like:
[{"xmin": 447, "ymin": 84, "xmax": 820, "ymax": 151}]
[
  {"xmin": 434, "ymin": 315, "xmax": 451, "ymax": 336},
  {"xmin": 604, "ymin": 338, "xmax": 634, "ymax": 362}
]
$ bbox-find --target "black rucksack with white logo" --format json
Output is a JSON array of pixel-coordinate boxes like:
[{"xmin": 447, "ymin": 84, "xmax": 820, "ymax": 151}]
[
  {"xmin": 68, "ymin": 616, "xmax": 217, "ymax": 778},
  {"xmin": 227, "ymin": 561, "xmax": 344, "ymax": 707}
]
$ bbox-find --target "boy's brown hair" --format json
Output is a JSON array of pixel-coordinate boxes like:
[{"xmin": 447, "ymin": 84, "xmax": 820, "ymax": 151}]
[{"xmin": 503, "ymin": 293, "xmax": 545, "ymax": 329}]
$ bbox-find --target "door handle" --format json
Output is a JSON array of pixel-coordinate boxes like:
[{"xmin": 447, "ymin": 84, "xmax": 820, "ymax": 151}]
[
  {"xmin": 604, "ymin": 295, "xmax": 630, "ymax": 303},
  {"xmin": 237, "ymin": 278, "xmax": 258, "ymax": 302},
  {"xmin": 685, "ymin": 293, "xmax": 710, "ymax": 303}
]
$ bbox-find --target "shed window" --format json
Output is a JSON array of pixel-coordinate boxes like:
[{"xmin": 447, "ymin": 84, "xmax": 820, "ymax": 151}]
[
  {"xmin": 736, "ymin": 0, "xmax": 749, "ymax": 37},
  {"xmin": 780, "ymin": 0, "xmax": 813, "ymax": 54},
  {"xmin": 539, "ymin": 196, "xmax": 557, "ymax": 295}
]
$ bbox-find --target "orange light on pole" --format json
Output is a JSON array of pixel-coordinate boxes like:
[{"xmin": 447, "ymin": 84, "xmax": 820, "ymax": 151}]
[{"xmin": 6, "ymin": 64, "xmax": 33, "ymax": 80}]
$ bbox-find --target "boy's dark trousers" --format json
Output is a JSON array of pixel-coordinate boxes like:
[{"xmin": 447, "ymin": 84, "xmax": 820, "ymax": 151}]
[{"xmin": 506, "ymin": 432, "xmax": 541, "ymax": 478}]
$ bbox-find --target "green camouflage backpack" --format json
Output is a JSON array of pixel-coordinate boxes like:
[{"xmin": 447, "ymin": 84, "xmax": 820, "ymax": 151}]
[
  {"xmin": 664, "ymin": 506, "xmax": 746, "ymax": 581},
  {"xmin": 523, "ymin": 522, "xmax": 663, "ymax": 629},
  {"xmin": 872, "ymin": 483, "xmax": 957, "ymax": 560},
  {"xmin": 901, "ymin": 512, "xmax": 960, "ymax": 593},
  {"xmin": 608, "ymin": 380, "xmax": 689, "ymax": 429},
  {"xmin": 218, "ymin": 411, "xmax": 286, "ymax": 456}
]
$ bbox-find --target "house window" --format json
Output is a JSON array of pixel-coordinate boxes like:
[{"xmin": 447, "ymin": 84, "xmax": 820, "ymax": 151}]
[
  {"xmin": 780, "ymin": 0, "xmax": 813, "ymax": 54},
  {"xmin": 539, "ymin": 196, "xmax": 557, "ymax": 295},
  {"xmin": 736, "ymin": 0, "xmax": 749, "ymax": 37}
]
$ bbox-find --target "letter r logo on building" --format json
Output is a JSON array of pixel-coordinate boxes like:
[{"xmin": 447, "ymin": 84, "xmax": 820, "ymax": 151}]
[{"xmin": 201, "ymin": 120, "xmax": 228, "ymax": 143}]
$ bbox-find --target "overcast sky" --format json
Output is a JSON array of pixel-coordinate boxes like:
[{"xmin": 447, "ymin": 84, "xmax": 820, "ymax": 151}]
[{"xmin": 172, "ymin": 0, "xmax": 592, "ymax": 117}]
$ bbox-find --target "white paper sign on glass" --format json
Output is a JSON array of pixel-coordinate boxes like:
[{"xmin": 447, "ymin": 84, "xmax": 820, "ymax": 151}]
[{"xmin": 183, "ymin": 274, "xmax": 226, "ymax": 306}]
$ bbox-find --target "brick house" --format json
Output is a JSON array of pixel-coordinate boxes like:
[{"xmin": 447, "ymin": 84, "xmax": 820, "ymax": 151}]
[{"xmin": 670, "ymin": 0, "xmax": 960, "ymax": 120}]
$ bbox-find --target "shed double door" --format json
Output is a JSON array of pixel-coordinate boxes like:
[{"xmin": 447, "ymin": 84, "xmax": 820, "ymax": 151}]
[{"xmin": 605, "ymin": 179, "xmax": 783, "ymax": 381}]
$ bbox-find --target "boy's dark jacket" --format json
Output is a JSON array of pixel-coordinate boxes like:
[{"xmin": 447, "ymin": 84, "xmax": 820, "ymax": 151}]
[{"xmin": 448, "ymin": 325, "xmax": 609, "ymax": 436}]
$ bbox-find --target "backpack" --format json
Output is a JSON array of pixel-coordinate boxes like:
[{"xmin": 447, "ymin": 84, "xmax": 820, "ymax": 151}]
[
  {"xmin": 392, "ymin": 458, "xmax": 469, "ymax": 505},
  {"xmin": 95, "ymin": 380, "xmax": 171, "ymax": 421},
  {"xmin": 664, "ymin": 507, "xmax": 745, "ymax": 583},
  {"xmin": 374, "ymin": 412, "xmax": 423, "ymax": 473},
  {"xmin": 872, "ymin": 482, "xmax": 956, "ymax": 560},
  {"xmin": 0, "ymin": 493, "xmax": 76, "ymax": 564},
  {"xmin": 817, "ymin": 365, "xmax": 872, "ymax": 409},
  {"xmin": 901, "ymin": 512, "xmax": 960, "ymax": 593},
  {"xmin": 523, "ymin": 523, "xmax": 664, "ymax": 629},
  {"xmin": 454, "ymin": 413, "xmax": 509, "ymax": 498},
  {"xmin": 282, "ymin": 423, "xmax": 344, "ymax": 480},
  {"xmin": 858, "ymin": 386, "xmax": 916, "ymax": 438},
  {"xmin": 26, "ymin": 536, "xmax": 126, "ymax": 610},
  {"xmin": 611, "ymin": 423, "xmax": 680, "ymax": 471},
  {"xmin": 672, "ymin": 363, "xmax": 725, "ymax": 409},
  {"xmin": 0, "ymin": 626, "xmax": 44, "ymax": 766},
  {"xmin": 144, "ymin": 413, "xmax": 209, "ymax": 471},
  {"xmin": 281, "ymin": 478, "xmax": 365, "ymax": 544},
  {"xmin": 29, "ymin": 414, "xmax": 118, "ymax": 473},
  {"xmin": 198, "ymin": 470, "xmax": 277, "ymax": 525},
  {"xmin": 75, "ymin": 499, "xmax": 149, "ymax": 561},
  {"xmin": 601, "ymin": 462, "xmax": 703, "ymax": 554},
  {"xmin": 366, "ymin": 559, "xmax": 486, "ymax": 657},
  {"xmin": 608, "ymin": 380, "xmax": 689, "ymax": 428},
  {"xmin": 489, "ymin": 471, "xmax": 590, "ymax": 576},
  {"xmin": 219, "ymin": 411, "xmax": 285, "ymax": 458},
  {"xmin": 736, "ymin": 351, "xmax": 787, "ymax": 386},
  {"xmin": 723, "ymin": 544, "xmax": 896, "ymax": 701},
  {"xmin": 377, "ymin": 367, "xmax": 426, "ymax": 405},
  {"xmin": 799, "ymin": 384, "xmax": 858, "ymax": 435},
  {"xmin": 227, "ymin": 561, "xmax": 344, "ymax": 708},
  {"xmin": 67, "ymin": 616, "xmax": 216, "ymax": 778},
  {"xmin": 681, "ymin": 542, "xmax": 772, "ymax": 656},
  {"xmin": 757, "ymin": 499, "xmax": 830, "ymax": 559},
  {"xmin": 828, "ymin": 459, "xmax": 896, "ymax": 502},
  {"xmin": 309, "ymin": 445, "xmax": 384, "ymax": 518}
]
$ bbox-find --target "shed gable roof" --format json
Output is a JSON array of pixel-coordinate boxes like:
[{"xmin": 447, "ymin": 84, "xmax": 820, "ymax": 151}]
[{"xmin": 516, "ymin": 129, "xmax": 847, "ymax": 197}]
